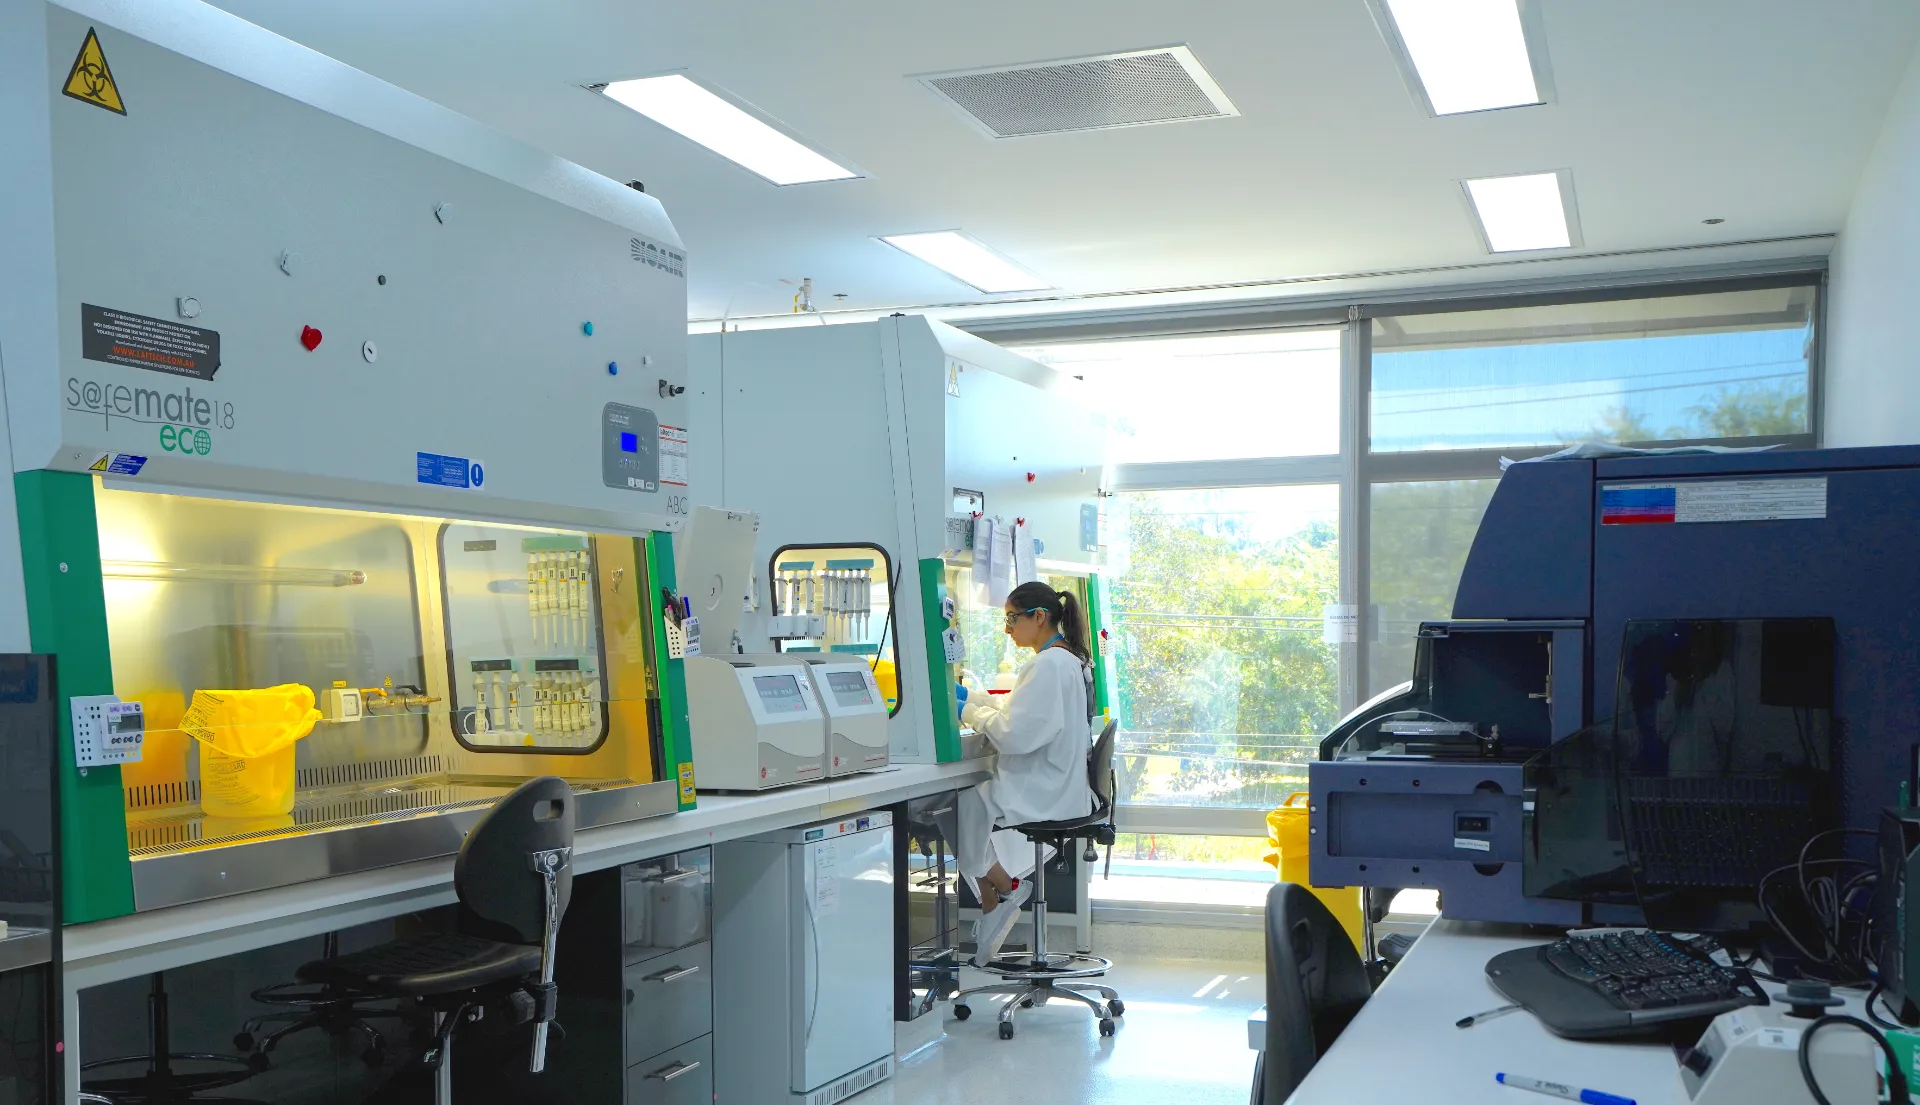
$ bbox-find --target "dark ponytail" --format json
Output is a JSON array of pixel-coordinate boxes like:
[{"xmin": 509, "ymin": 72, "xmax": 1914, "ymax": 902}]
[{"xmin": 1007, "ymin": 580, "xmax": 1092, "ymax": 666}]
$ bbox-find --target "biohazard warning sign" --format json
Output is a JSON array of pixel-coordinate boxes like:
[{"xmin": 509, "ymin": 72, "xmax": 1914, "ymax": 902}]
[{"xmin": 62, "ymin": 28, "xmax": 125, "ymax": 116}]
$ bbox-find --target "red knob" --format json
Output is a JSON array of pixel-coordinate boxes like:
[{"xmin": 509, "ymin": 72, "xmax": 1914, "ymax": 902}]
[
  {"xmin": 300, "ymin": 325, "xmax": 323, "ymax": 351},
  {"xmin": 1026, "ymin": 472, "xmax": 1036, "ymax": 482}
]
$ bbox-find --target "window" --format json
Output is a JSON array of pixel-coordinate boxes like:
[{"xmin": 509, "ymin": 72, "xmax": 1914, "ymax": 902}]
[
  {"xmin": 1367, "ymin": 479, "xmax": 1499, "ymax": 695},
  {"xmin": 1012, "ymin": 330, "xmax": 1341, "ymax": 463},
  {"xmin": 996, "ymin": 274, "xmax": 1823, "ymax": 916},
  {"xmin": 1371, "ymin": 286, "xmax": 1816, "ymax": 452},
  {"xmin": 1089, "ymin": 834, "xmax": 1274, "ymax": 908},
  {"xmin": 1108, "ymin": 485, "xmax": 1339, "ymax": 810}
]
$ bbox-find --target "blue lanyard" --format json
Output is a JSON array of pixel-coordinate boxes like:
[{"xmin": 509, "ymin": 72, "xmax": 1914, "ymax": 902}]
[{"xmin": 1043, "ymin": 633, "xmax": 1064, "ymax": 650}]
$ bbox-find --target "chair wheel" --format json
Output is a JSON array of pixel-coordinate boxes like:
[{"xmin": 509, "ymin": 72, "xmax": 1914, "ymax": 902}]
[
  {"xmin": 953, "ymin": 1003, "xmax": 971, "ymax": 1021},
  {"xmin": 1099, "ymin": 1017, "xmax": 1116, "ymax": 1037},
  {"xmin": 361, "ymin": 1046, "xmax": 385, "ymax": 1068},
  {"xmin": 998, "ymin": 1022, "xmax": 1014, "ymax": 1040},
  {"xmin": 247, "ymin": 1051, "xmax": 271, "ymax": 1073},
  {"xmin": 1108, "ymin": 999, "xmax": 1125, "ymax": 1017},
  {"xmin": 1020, "ymin": 998, "xmax": 1034, "ymax": 1008},
  {"xmin": 233, "ymin": 1032, "xmax": 255, "ymax": 1052}
]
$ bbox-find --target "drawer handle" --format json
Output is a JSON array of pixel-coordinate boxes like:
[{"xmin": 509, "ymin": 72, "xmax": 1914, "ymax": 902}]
[
  {"xmin": 646, "ymin": 1059, "xmax": 702, "ymax": 1083},
  {"xmin": 645, "ymin": 868, "xmax": 702, "ymax": 885},
  {"xmin": 643, "ymin": 964, "xmax": 702, "ymax": 984}
]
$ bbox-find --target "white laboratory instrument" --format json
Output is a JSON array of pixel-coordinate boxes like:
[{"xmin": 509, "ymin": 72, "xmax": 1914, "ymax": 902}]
[
  {"xmin": 686, "ymin": 655, "xmax": 827, "ymax": 789},
  {"xmin": 798, "ymin": 656, "xmax": 891, "ymax": 776},
  {"xmin": 714, "ymin": 812, "xmax": 895, "ymax": 1105},
  {"xmin": 1681, "ymin": 1000, "xmax": 1879, "ymax": 1105}
]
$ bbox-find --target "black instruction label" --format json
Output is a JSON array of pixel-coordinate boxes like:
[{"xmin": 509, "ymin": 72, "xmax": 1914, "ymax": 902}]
[{"xmin": 81, "ymin": 304, "xmax": 220, "ymax": 381}]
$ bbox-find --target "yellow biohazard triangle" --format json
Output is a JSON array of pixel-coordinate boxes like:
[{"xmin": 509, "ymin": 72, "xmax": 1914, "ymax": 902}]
[
  {"xmin": 86, "ymin": 454, "xmax": 110, "ymax": 473},
  {"xmin": 62, "ymin": 28, "xmax": 126, "ymax": 116}
]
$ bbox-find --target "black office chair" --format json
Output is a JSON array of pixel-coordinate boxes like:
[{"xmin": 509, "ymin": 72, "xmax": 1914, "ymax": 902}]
[
  {"xmin": 233, "ymin": 932, "xmax": 424, "ymax": 1070},
  {"xmin": 1250, "ymin": 883, "xmax": 1375, "ymax": 1104},
  {"xmin": 296, "ymin": 776, "xmax": 574, "ymax": 1105},
  {"xmin": 952, "ymin": 720, "xmax": 1123, "ymax": 1040},
  {"xmin": 80, "ymin": 973, "xmax": 270, "ymax": 1104}
]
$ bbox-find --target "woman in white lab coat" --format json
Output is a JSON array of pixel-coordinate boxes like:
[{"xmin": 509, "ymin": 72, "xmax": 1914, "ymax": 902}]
[{"xmin": 957, "ymin": 580, "xmax": 1096, "ymax": 966}]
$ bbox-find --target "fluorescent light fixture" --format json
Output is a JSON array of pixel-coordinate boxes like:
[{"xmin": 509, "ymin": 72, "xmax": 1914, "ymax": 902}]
[
  {"xmin": 1372, "ymin": 0, "xmax": 1550, "ymax": 116},
  {"xmin": 1463, "ymin": 171, "xmax": 1576, "ymax": 252},
  {"xmin": 599, "ymin": 75, "xmax": 857, "ymax": 186},
  {"xmin": 878, "ymin": 231, "xmax": 1051, "ymax": 293}
]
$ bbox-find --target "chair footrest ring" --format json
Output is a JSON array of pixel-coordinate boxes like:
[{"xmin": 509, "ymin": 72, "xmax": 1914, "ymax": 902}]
[{"xmin": 977, "ymin": 952, "xmax": 1111, "ymax": 981}]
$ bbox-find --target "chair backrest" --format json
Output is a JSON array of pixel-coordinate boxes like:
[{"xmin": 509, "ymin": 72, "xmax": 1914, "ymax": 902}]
[
  {"xmin": 1089, "ymin": 719, "xmax": 1117, "ymax": 813},
  {"xmin": 454, "ymin": 775, "xmax": 575, "ymax": 946},
  {"xmin": 1261, "ymin": 882, "xmax": 1373, "ymax": 1102}
]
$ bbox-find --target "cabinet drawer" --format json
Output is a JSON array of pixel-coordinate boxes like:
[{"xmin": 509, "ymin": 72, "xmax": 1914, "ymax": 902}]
[
  {"xmin": 627, "ymin": 1035, "xmax": 711, "ymax": 1105},
  {"xmin": 623, "ymin": 849, "xmax": 712, "ymax": 962},
  {"xmin": 624, "ymin": 941, "xmax": 712, "ymax": 1064}
]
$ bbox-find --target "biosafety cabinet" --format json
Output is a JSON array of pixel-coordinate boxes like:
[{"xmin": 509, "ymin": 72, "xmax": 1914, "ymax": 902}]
[
  {"xmin": 688, "ymin": 318, "xmax": 1115, "ymax": 766},
  {"xmin": 0, "ymin": 0, "xmax": 700, "ymax": 922}
]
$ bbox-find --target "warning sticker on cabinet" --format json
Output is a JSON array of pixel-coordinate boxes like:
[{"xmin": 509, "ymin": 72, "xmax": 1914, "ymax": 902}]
[
  {"xmin": 1600, "ymin": 478, "xmax": 1826, "ymax": 526},
  {"xmin": 81, "ymin": 304, "xmax": 220, "ymax": 381},
  {"xmin": 659, "ymin": 425, "xmax": 688, "ymax": 488}
]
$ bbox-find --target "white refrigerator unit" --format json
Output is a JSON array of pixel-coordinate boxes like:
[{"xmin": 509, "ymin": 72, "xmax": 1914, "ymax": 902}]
[{"xmin": 714, "ymin": 812, "xmax": 895, "ymax": 1105}]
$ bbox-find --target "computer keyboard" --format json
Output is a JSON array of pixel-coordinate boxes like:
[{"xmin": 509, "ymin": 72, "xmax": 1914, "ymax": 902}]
[{"xmin": 1486, "ymin": 929, "xmax": 1769, "ymax": 1039}]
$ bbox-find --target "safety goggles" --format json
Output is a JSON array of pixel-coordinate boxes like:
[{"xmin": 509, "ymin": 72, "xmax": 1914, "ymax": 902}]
[{"xmin": 1003, "ymin": 608, "xmax": 1046, "ymax": 627}]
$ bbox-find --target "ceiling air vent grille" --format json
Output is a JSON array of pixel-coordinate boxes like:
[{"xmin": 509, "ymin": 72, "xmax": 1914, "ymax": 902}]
[{"xmin": 918, "ymin": 45, "xmax": 1237, "ymax": 138}]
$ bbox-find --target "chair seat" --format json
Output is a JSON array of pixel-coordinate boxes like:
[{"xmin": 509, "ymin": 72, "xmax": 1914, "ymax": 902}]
[
  {"xmin": 1011, "ymin": 801, "xmax": 1111, "ymax": 840},
  {"xmin": 297, "ymin": 933, "xmax": 541, "ymax": 997}
]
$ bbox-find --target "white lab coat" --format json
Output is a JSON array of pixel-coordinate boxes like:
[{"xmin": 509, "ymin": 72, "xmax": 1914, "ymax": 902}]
[{"xmin": 955, "ymin": 646, "xmax": 1094, "ymax": 886}]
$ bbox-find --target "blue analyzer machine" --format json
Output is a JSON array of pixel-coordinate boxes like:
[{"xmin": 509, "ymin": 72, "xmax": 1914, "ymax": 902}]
[{"xmin": 1309, "ymin": 445, "xmax": 1920, "ymax": 925}]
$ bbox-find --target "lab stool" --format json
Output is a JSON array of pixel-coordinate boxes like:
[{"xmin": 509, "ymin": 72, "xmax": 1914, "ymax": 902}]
[
  {"xmin": 80, "ymin": 973, "xmax": 269, "ymax": 1104},
  {"xmin": 293, "ymin": 776, "xmax": 575, "ymax": 1105},
  {"xmin": 953, "ymin": 721, "xmax": 1124, "ymax": 1040},
  {"xmin": 232, "ymin": 933, "xmax": 424, "ymax": 1070}
]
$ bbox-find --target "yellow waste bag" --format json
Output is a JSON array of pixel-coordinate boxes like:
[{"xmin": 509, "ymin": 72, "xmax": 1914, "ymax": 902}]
[
  {"xmin": 1264, "ymin": 792, "xmax": 1366, "ymax": 954},
  {"xmin": 181, "ymin": 685, "xmax": 320, "ymax": 818},
  {"xmin": 872, "ymin": 659, "xmax": 899, "ymax": 711}
]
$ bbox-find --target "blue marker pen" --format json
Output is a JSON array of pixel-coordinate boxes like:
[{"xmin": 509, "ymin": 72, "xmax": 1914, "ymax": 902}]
[{"xmin": 1496, "ymin": 1073, "xmax": 1636, "ymax": 1105}]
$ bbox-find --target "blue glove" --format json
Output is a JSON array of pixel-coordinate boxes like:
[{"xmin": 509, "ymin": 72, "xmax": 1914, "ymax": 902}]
[{"xmin": 955, "ymin": 683, "xmax": 969, "ymax": 720}]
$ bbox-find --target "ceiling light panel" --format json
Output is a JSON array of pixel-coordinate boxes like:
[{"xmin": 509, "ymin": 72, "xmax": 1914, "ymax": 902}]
[
  {"xmin": 1369, "ymin": 0, "xmax": 1552, "ymax": 116},
  {"xmin": 878, "ymin": 232, "xmax": 1052, "ymax": 293},
  {"xmin": 1463, "ymin": 171, "xmax": 1577, "ymax": 252},
  {"xmin": 598, "ymin": 75, "xmax": 858, "ymax": 186}
]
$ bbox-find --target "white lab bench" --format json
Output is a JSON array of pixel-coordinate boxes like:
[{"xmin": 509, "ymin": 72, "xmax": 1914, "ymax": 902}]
[
  {"xmin": 62, "ymin": 758, "xmax": 991, "ymax": 1099},
  {"xmin": 1275, "ymin": 918, "xmax": 1872, "ymax": 1105}
]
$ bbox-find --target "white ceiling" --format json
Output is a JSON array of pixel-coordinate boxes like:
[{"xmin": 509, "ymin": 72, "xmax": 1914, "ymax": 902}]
[{"xmin": 207, "ymin": 0, "xmax": 1920, "ymax": 326}]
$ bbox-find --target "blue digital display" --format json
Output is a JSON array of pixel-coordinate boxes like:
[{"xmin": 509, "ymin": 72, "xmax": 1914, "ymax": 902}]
[{"xmin": 620, "ymin": 431, "xmax": 638, "ymax": 454}]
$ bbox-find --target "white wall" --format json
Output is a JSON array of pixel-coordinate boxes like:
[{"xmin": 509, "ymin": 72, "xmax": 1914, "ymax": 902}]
[{"xmin": 1826, "ymin": 43, "xmax": 1920, "ymax": 446}]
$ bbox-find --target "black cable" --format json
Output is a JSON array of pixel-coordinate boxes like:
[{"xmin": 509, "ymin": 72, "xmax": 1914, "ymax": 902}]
[
  {"xmin": 1867, "ymin": 984, "xmax": 1912, "ymax": 1032},
  {"xmin": 1797, "ymin": 1015, "xmax": 1907, "ymax": 1105},
  {"xmin": 1756, "ymin": 830, "xmax": 1883, "ymax": 985}
]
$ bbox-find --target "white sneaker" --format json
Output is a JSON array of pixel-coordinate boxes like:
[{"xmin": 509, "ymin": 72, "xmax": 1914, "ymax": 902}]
[{"xmin": 970, "ymin": 880, "xmax": 1033, "ymax": 968}]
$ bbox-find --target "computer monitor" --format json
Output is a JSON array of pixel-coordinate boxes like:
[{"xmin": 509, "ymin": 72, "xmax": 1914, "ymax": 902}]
[{"xmin": 1524, "ymin": 618, "xmax": 1838, "ymax": 932}]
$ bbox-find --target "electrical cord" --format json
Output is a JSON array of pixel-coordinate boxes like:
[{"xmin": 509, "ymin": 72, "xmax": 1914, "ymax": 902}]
[
  {"xmin": 1867, "ymin": 984, "xmax": 1911, "ymax": 1032},
  {"xmin": 1797, "ymin": 1015, "xmax": 1907, "ymax": 1105},
  {"xmin": 1756, "ymin": 829, "xmax": 1881, "ymax": 985}
]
